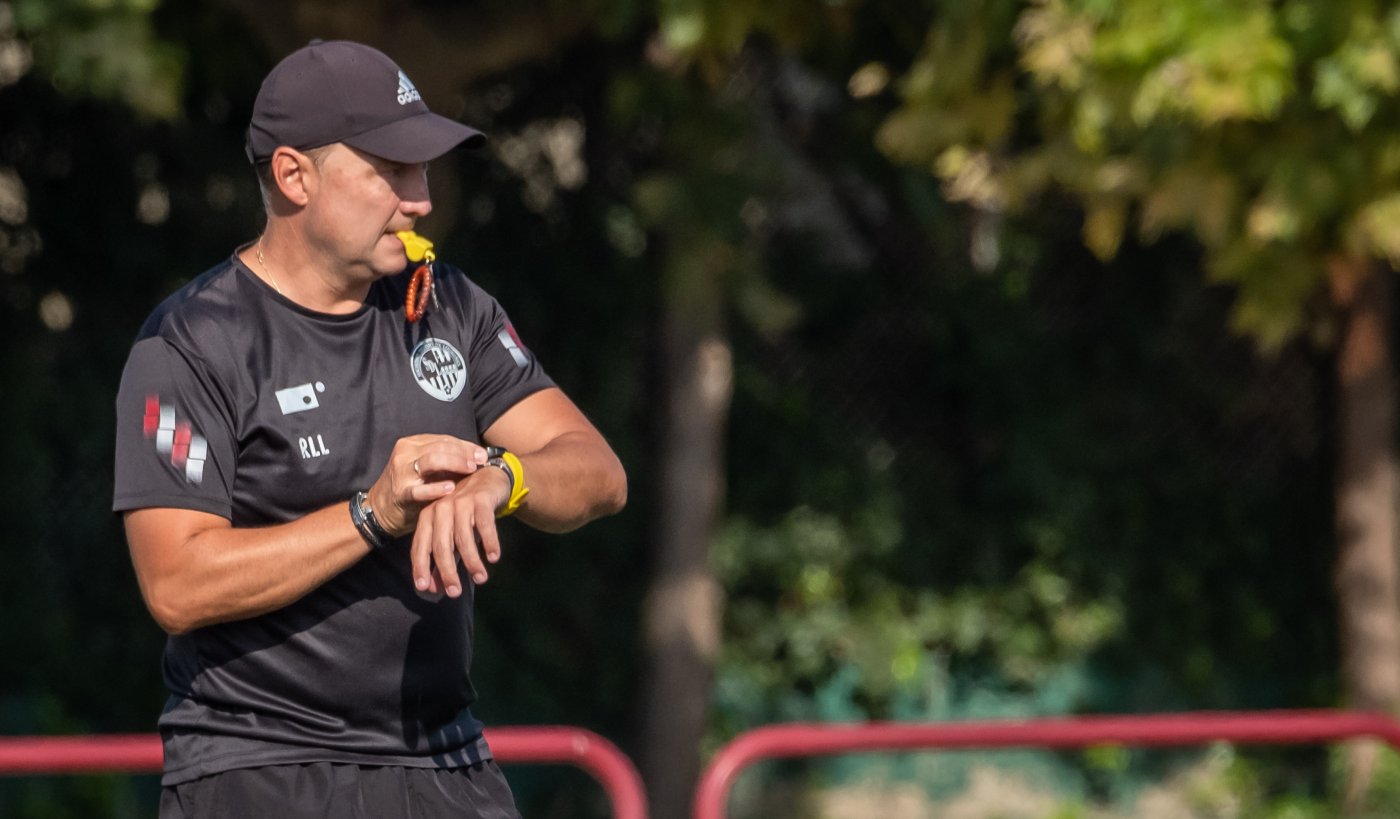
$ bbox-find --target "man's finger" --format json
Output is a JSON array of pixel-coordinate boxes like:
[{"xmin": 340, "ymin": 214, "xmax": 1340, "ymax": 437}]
[
  {"xmin": 408, "ymin": 481, "xmax": 455, "ymax": 503},
  {"xmin": 410, "ymin": 512, "xmax": 436, "ymax": 592},
  {"xmin": 414, "ymin": 438, "xmax": 489, "ymax": 474},
  {"xmin": 454, "ymin": 512, "xmax": 488, "ymax": 586},
  {"xmin": 431, "ymin": 506, "xmax": 464, "ymax": 597},
  {"xmin": 412, "ymin": 453, "xmax": 480, "ymax": 480},
  {"xmin": 475, "ymin": 500, "xmax": 502, "ymax": 565}
]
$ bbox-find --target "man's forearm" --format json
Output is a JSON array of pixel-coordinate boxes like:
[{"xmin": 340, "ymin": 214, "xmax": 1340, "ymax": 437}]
[
  {"xmin": 126, "ymin": 502, "xmax": 372, "ymax": 635},
  {"xmin": 511, "ymin": 430, "xmax": 628, "ymax": 533}
]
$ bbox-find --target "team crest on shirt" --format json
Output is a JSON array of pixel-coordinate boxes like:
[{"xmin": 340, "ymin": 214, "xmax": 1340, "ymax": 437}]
[{"xmin": 410, "ymin": 338, "xmax": 467, "ymax": 402}]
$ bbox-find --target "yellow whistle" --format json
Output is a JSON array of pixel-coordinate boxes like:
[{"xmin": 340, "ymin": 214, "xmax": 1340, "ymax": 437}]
[{"xmin": 396, "ymin": 230, "xmax": 436, "ymax": 263}]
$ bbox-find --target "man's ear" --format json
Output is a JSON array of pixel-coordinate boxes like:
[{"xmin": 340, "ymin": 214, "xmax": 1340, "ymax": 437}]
[{"xmin": 269, "ymin": 147, "xmax": 315, "ymax": 206}]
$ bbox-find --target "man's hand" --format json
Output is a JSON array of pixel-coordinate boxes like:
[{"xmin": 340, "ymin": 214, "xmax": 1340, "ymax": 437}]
[
  {"xmin": 410, "ymin": 465, "xmax": 512, "ymax": 597},
  {"xmin": 398, "ymin": 387, "xmax": 629, "ymax": 600},
  {"xmin": 365, "ymin": 434, "xmax": 490, "ymax": 536}
]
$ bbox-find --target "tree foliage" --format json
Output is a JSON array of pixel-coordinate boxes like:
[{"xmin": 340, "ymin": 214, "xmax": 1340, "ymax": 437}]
[
  {"xmin": 9, "ymin": 0, "xmax": 183, "ymax": 117},
  {"xmin": 872, "ymin": 0, "xmax": 1400, "ymax": 348}
]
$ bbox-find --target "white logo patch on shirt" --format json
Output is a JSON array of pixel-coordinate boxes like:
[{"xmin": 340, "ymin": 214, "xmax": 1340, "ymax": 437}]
[
  {"xmin": 275, "ymin": 381, "xmax": 326, "ymax": 415},
  {"xmin": 410, "ymin": 338, "xmax": 467, "ymax": 402}
]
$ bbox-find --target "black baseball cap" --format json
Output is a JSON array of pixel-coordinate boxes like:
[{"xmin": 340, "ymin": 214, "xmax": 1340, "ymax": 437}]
[{"xmin": 245, "ymin": 39, "xmax": 484, "ymax": 165}]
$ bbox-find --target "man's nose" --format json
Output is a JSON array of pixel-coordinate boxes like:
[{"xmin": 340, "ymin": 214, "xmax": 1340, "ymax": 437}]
[{"xmin": 399, "ymin": 170, "xmax": 432, "ymax": 216}]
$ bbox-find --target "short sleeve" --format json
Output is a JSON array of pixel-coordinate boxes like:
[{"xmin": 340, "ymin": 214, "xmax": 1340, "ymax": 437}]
[
  {"xmin": 113, "ymin": 336, "xmax": 237, "ymax": 518},
  {"xmin": 465, "ymin": 282, "xmax": 555, "ymax": 431}
]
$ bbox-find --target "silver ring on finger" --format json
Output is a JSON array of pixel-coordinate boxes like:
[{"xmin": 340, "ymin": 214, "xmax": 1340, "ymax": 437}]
[{"xmin": 413, "ymin": 459, "xmax": 421, "ymax": 476}]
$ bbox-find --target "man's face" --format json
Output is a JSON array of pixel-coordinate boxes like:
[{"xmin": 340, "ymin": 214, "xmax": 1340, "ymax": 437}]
[{"xmin": 302, "ymin": 143, "xmax": 433, "ymax": 279}]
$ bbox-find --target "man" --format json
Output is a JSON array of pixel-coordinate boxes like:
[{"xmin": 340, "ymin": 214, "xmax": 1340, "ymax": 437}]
[{"xmin": 112, "ymin": 39, "xmax": 627, "ymax": 818}]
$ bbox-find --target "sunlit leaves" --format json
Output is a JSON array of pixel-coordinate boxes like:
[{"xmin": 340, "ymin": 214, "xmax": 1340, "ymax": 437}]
[
  {"xmin": 1016, "ymin": 0, "xmax": 1295, "ymax": 130},
  {"xmin": 653, "ymin": 0, "xmax": 854, "ymax": 67},
  {"xmin": 1354, "ymin": 192, "xmax": 1400, "ymax": 266},
  {"xmin": 933, "ymin": 146, "xmax": 1007, "ymax": 209},
  {"xmin": 1246, "ymin": 197, "xmax": 1303, "ymax": 245},
  {"xmin": 1083, "ymin": 198, "xmax": 1127, "ymax": 260},
  {"xmin": 10, "ymin": 0, "xmax": 182, "ymax": 117},
  {"xmin": 1208, "ymin": 242, "xmax": 1322, "ymax": 352},
  {"xmin": 1125, "ymin": 7, "xmax": 1293, "ymax": 125},
  {"xmin": 877, "ymin": 0, "xmax": 1400, "ymax": 348},
  {"xmin": 1017, "ymin": 0, "xmax": 1096, "ymax": 91},
  {"xmin": 1314, "ymin": 11, "xmax": 1400, "ymax": 130},
  {"xmin": 1138, "ymin": 163, "xmax": 1236, "ymax": 246},
  {"xmin": 877, "ymin": 26, "xmax": 1018, "ymax": 160}
]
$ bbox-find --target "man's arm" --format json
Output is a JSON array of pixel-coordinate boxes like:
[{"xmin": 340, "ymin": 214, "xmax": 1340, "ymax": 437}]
[
  {"xmin": 486, "ymin": 387, "xmax": 629, "ymax": 532},
  {"xmin": 125, "ymin": 434, "xmax": 487, "ymax": 635},
  {"xmin": 409, "ymin": 387, "xmax": 627, "ymax": 597},
  {"xmin": 126, "ymin": 504, "xmax": 383, "ymax": 635}
]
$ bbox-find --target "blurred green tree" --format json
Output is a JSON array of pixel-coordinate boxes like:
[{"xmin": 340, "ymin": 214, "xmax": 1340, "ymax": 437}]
[
  {"xmin": 865, "ymin": 0, "xmax": 1400, "ymax": 808},
  {"xmin": 657, "ymin": 0, "xmax": 1400, "ymax": 811}
]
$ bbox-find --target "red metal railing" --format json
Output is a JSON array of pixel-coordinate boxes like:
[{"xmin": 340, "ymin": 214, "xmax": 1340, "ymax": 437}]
[
  {"xmin": 0, "ymin": 726, "xmax": 647, "ymax": 819},
  {"xmin": 693, "ymin": 709, "xmax": 1400, "ymax": 819},
  {"xmin": 491, "ymin": 726, "xmax": 648, "ymax": 819}
]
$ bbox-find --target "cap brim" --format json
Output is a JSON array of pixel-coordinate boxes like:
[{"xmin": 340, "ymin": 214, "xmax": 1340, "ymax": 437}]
[{"xmin": 342, "ymin": 112, "xmax": 485, "ymax": 164}]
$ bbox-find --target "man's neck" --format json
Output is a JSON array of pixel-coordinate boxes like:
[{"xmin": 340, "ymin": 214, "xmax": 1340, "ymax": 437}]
[{"xmin": 245, "ymin": 228, "xmax": 373, "ymax": 314}]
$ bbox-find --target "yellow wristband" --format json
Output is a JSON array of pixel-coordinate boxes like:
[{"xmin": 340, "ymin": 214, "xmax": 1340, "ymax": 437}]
[{"xmin": 488, "ymin": 450, "xmax": 530, "ymax": 517}]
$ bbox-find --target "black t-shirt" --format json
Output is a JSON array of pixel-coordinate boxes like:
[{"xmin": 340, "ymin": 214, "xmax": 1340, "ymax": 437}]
[{"xmin": 112, "ymin": 252, "xmax": 554, "ymax": 784}]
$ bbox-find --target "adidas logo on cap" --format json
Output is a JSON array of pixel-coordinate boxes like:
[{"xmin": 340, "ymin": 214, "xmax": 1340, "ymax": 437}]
[{"xmin": 397, "ymin": 71, "xmax": 422, "ymax": 106}]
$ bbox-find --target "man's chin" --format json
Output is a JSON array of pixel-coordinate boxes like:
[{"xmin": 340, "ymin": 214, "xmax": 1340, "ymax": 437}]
[{"xmin": 371, "ymin": 256, "xmax": 412, "ymax": 278}]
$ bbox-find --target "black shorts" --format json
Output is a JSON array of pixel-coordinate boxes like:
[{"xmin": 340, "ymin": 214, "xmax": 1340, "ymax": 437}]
[{"xmin": 159, "ymin": 760, "xmax": 521, "ymax": 819}]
